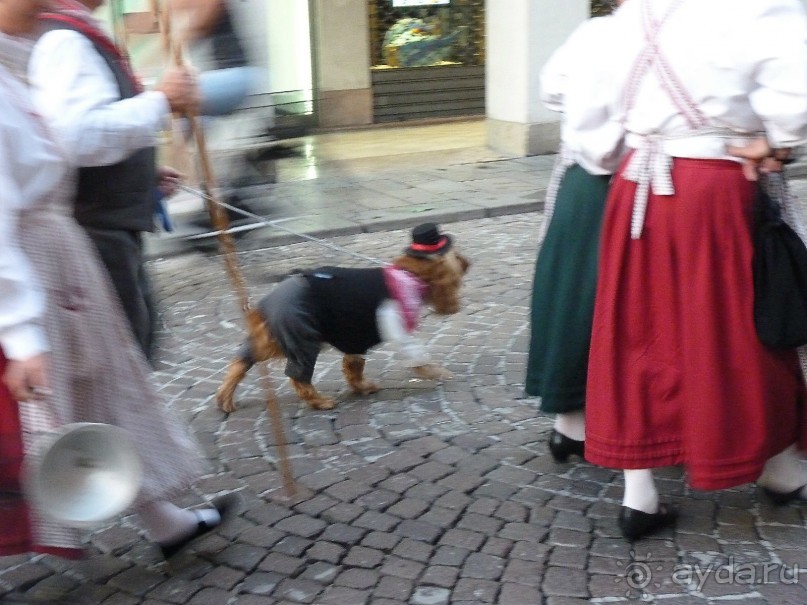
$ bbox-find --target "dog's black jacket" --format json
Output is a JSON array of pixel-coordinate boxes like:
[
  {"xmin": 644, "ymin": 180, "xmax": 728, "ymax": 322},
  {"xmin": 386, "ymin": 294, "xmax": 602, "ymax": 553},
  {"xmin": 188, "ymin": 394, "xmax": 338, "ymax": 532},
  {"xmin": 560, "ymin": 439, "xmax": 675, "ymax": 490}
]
[{"xmin": 301, "ymin": 267, "xmax": 389, "ymax": 354}]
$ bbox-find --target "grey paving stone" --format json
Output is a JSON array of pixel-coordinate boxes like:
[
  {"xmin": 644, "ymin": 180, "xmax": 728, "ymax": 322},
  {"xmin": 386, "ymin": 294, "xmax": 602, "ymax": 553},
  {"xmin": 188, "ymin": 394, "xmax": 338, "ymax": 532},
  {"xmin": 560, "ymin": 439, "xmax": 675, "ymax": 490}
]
[
  {"xmin": 272, "ymin": 535, "xmax": 312, "ymax": 557},
  {"xmin": 541, "ymin": 566, "xmax": 589, "ymax": 599},
  {"xmin": 146, "ymin": 577, "xmax": 202, "ymax": 604},
  {"xmin": 334, "ymin": 568, "xmax": 380, "ymax": 590},
  {"xmin": 392, "ymin": 538, "xmax": 433, "ymax": 563},
  {"xmin": 498, "ymin": 582, "xmax": 542, "ymax": 605},
  {"xmin": 462, "ymin": 552, "xmax": 506, "ymax": 581},
  {"xmin": 107, "ymin": 567, "xmax": 165, "ymax": 597},
  {"xmin": 212, "ymin": 543, "xmax": 267, "ymax": 571},
  {"xmin": 380, "ymin": 556, "xmax": 425, "ymax": 581},
  {"xmin": 186, "ymin": 586, "xmax": 234, "ymax": 604},
  {"xmin": 239, "ymin": 572, "xmax": 284, "ymax": 596},
  {"xmin": 299, "ymin": 561, "xmax": 340, "ymax": 584},
  {"xmin": 373, "ymin": 575, "xmax": 414, "ymax": 600},
  {"xmin": 354, "ymin": 511, "xmax": 401, "ymax": 533},
  {"xmin": 411, "ymin": 586, "xmax": 451, "ymax": 605},
  {"xmin": 272, "ymin": 578, "xmax": 324, "ymax": 603},
  {"xmin": 306, "ymin": 541, "xmax": 345, "ymax": 564},
  {"xmin": 361, "ymin": 531, "xmax": 402, "ymax": 551},
  {"xmin": 319, "ymin": 523, "xmax": 368, "ymax": 546},
  {"xmin": 452, "ymin": 578, "xmax": 500, "ymax": 603},
  {"xmin": 316, "ymin": 586, "xmax": 370, "ymax": 604},
  {"xmin": 343, "ymin": 545, "xmax": 385, "ymax": 568},
  {"xmin": 387, "ymin": 497, "xmax": 431, "ymax": 519},
  {"xmin": 481, "ymin": 537, "xmax": 512, "ymax": 558},
  {"xmin": 395, "ymin": 519, "xmax": 443, "ymax": 544}
]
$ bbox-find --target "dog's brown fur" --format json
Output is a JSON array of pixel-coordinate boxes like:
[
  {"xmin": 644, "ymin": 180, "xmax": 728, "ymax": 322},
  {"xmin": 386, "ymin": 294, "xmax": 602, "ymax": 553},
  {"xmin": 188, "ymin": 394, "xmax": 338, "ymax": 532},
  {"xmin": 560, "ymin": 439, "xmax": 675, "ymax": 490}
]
[{"xmin": 216, "ymin": 249, "xmax": 470, "ymax": 412}]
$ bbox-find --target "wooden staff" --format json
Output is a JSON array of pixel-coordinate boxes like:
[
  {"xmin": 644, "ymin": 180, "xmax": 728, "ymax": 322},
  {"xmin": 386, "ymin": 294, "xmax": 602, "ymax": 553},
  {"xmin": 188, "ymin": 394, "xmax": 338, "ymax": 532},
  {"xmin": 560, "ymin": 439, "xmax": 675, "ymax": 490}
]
[{"xmin": 148, "ymin": 0, "xmax": 297, "ymax": 498}]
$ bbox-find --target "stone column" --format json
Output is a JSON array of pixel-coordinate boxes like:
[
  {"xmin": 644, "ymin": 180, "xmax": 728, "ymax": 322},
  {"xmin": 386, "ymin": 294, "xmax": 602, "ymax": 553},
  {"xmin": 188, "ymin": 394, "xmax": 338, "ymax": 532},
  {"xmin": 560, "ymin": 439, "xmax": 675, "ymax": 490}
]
[
  {"xmin": 485, "ymin": 0, "xmax": 588, "ymax": 156},
  {"xmin": 310, "ymin": 0, "xmax": 373, "ymax": 128}
]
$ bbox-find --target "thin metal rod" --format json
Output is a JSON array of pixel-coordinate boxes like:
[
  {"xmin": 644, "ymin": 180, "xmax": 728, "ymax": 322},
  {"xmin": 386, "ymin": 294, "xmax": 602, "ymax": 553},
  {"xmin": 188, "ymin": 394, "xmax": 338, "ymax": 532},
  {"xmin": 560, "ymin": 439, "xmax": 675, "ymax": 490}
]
[
  {"xmin": 174, "ymin": 183, "xmax": 387, "ymax": 266},
  {"xmin": 158, "ymin": 1, "xmax": 296, "ymax": 498}
]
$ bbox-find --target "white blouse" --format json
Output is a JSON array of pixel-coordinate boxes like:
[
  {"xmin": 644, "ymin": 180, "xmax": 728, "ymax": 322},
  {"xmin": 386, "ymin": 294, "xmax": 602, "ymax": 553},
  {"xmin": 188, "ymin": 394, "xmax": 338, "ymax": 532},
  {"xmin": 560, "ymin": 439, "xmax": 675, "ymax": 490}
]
[
  {"xmin": 597, "ymin": 0, "xmax": 807, "ymax": 168},
  {"xmin": 0, "ymin": 66, "xmax": 64, "ymax": 360},
  {"xmin": 28, "ymin": 28, "xmax": 169, "ymax": 169},
  {"xmin": 540, "ymin": 15, "xmax": 626, "ymax": 175}
]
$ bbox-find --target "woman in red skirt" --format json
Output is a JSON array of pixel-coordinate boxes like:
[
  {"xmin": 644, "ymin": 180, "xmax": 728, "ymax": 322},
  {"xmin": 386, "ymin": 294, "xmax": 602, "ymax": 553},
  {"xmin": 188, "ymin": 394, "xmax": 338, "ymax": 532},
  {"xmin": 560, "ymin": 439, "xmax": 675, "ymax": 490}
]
[{"xmin": 585, "ymin": 0, "xmax": 807, "ymax": 541}]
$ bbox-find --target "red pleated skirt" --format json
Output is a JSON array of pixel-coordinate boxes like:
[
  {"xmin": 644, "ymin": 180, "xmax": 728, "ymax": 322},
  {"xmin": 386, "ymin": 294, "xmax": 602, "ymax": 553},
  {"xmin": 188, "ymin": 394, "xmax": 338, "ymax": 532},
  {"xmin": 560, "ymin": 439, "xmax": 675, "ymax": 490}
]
[
  {"xmin": 586, "ymin": 157, "xmax": 806, "ymax": 490},
  {"xmin": 0, "ymin": 350, "xmax": 83, "ymax": 559}
]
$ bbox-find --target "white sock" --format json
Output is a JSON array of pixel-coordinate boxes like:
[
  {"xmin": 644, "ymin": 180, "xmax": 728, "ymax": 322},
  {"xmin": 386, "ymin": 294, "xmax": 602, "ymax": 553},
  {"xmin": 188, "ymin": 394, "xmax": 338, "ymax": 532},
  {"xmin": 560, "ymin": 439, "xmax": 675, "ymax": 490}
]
[
  {"xmin": 554, "ymin": 411, "xmax": 586, "ymax": 442},
  {"xmin": 138, "ymin": 501, "xmax": 221, "ymax": 544},
  {"xmin": 623, "ymin": 469, "xmax": 659, "ymax": 514},
  {"xmin": 758, "ymin": 444, "xmax": 807, "ymax": 497}
]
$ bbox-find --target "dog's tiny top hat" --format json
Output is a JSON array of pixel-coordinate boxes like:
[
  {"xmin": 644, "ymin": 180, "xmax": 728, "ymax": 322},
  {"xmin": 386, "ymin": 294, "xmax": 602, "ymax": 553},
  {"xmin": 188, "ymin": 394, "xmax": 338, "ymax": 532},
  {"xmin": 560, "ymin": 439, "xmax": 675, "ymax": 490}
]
[{"xmin": 405, "ymin": 223, "xmax": 453, "ymax": 258}]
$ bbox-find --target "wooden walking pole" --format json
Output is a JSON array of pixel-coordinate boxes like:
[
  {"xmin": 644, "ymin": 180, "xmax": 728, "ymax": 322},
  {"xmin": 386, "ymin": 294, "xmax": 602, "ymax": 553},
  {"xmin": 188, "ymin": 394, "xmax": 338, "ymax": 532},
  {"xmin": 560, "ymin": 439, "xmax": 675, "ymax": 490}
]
[{"xmin": 150, "ymin": 0, "xmax": 296, "ymax": 497}]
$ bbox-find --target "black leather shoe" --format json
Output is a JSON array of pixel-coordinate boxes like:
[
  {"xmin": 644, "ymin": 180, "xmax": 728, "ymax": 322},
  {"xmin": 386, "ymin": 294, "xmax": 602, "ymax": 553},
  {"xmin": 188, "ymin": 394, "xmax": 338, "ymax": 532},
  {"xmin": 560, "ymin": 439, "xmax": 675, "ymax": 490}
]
[
  {"xmin": 761, "ymin": 485, "xmax": 806, "ymax": 505},
  {"xmin": 618, "ymin": 504, "xmax": 677, "ymax": 541},
  {"xmin": 159, "ymin": 493, "xmax": 243, "ymax": 560},
  {"xmin": 548, "ymin": 429, "xmax": 585, "ymax": 463}
]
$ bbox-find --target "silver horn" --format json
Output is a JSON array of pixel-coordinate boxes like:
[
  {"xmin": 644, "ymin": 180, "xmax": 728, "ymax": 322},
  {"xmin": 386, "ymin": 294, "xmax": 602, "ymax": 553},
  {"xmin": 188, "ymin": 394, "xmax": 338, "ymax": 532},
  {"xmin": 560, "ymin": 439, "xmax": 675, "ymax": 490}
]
[{"xmin": 25, "ymin": 423, "xmax": 142, "ymax": 528}]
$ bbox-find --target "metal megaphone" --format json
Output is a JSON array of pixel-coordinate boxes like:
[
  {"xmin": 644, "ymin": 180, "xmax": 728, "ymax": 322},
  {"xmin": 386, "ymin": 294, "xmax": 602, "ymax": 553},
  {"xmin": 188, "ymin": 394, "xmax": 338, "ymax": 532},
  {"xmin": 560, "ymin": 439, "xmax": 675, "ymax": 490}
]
[{"xmin": 25, "ymin": 423, "xmax": 143, "ymax": 528}]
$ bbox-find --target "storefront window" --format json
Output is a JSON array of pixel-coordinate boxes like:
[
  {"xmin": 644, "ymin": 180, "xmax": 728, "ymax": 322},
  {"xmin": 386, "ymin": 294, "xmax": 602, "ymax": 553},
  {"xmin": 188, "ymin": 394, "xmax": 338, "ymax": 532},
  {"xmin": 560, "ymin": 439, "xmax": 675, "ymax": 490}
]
[{"xmin": 369, "ymin": 0, "xmax": 485, "ymax": 70}]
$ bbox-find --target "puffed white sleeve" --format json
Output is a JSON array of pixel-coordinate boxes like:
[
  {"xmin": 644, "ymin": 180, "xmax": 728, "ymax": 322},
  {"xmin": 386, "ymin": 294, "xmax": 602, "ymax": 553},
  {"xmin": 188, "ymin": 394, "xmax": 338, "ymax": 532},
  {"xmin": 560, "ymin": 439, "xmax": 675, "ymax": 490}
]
[
  {"xmin": 28, "ymin": 30, "xmax": 170, "ymax": 168},
  {"xmin": 0, "ymin": 141, "xmax": 48, "ymax": 360},
  {"xmin": 744, "ymin": 0, "xmax": 807, "ymax": 147},
  {"xmin": 540, "ymin": 18, "xmax": 601, "ymax": 112}
]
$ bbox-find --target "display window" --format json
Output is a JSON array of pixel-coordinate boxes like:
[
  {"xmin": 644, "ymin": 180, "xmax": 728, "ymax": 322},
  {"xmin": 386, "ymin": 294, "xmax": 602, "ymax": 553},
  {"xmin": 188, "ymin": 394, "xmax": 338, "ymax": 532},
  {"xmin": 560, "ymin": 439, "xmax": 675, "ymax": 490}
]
[{"xmin": 369, "ymin": 0, "xmax": 485, "ymax": 70}]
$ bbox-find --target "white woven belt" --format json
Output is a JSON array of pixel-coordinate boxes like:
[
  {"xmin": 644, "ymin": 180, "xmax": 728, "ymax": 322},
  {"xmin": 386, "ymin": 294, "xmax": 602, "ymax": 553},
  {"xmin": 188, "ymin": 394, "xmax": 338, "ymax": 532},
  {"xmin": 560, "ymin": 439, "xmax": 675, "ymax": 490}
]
[{"xmin": 623, "ymin": 130, "xmax": 761, "ymax": 239}]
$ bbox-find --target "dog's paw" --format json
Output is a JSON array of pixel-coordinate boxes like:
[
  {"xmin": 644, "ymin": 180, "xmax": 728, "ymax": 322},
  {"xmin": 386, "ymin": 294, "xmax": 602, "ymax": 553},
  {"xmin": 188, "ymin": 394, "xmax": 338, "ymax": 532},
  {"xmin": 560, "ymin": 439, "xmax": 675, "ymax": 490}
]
[
  {"xmin": 307, "ymin": 396, "xmax": 336, "ymax": 410},
  {"xmin": 216, "ymin": 389, "xmax": 237, "ymax": 414},
  {"xmin": 350, "ymin": 381, "xmax": 380, "ymax": 395},
  {"xmin": 412, "ymin": 364, "xmax": 454, "ymax": 381}
]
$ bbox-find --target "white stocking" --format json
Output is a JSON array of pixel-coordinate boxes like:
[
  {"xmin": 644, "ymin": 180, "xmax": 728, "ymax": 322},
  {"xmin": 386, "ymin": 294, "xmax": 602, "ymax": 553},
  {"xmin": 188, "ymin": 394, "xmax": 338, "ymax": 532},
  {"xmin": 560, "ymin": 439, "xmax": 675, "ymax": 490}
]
[
  {"xmin": 623, "ymin": 469, "xmax": 659, "ymax": 514},
  {"xmin": 554, "ymin": 410, "xmax": 586, "ymax": 442},
  {"xmin": 758, "ymin": 444, "xmax": 807, "ymax": 497},
  {"xmin": 138, "ymin": 501, "xmax": 221, "ymax": 544}
]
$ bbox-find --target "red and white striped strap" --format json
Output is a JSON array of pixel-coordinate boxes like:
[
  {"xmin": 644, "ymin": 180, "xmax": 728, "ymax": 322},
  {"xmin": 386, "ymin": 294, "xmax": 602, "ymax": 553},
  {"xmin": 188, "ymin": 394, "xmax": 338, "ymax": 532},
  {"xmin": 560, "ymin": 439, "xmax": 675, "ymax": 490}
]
[{"xmin": 622, "ymin": 0, "xmax": 708, "ymax": 239}]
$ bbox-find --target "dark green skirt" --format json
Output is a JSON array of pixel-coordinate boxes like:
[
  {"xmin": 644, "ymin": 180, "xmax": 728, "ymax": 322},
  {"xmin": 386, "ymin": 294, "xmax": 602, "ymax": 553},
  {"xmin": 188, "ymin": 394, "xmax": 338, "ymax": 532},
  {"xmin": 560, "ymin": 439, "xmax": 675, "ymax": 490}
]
[{"xmin": 525, "ymin": 164, "xmax": 610, "ymax": 413}]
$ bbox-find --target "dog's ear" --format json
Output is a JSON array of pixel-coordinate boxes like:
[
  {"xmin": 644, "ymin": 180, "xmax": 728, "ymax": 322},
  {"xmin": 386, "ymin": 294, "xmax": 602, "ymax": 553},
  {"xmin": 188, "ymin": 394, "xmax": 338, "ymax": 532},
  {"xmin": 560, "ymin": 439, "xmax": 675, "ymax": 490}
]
[{"xmin": 392, "ymin": 252, "xmax": 467, "ymax": 315}]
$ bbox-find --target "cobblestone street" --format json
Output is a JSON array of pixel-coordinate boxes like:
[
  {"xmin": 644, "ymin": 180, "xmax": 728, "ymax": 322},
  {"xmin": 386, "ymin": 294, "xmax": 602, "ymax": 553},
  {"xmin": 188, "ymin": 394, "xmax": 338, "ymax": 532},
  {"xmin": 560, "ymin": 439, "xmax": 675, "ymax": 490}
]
[{"xmin": 4, "ymin": 211, "xmax": 807, "ymax": 604}]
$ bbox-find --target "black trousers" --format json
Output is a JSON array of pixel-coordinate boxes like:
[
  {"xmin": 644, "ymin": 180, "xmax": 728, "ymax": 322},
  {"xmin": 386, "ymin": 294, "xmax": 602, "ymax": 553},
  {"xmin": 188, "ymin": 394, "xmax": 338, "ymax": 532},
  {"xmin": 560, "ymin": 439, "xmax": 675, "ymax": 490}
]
[{"xmin": 83, "ymin": 227, "xmax": 155, "ymax": 362}]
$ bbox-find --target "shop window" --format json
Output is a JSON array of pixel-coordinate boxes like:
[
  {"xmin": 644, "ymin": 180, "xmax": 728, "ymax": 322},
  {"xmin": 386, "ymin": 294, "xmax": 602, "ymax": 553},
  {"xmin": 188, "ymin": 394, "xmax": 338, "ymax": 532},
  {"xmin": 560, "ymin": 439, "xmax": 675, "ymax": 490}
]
[{"xmin": 369, "ymin": 0, "xmax": 485, "ymax": 70}]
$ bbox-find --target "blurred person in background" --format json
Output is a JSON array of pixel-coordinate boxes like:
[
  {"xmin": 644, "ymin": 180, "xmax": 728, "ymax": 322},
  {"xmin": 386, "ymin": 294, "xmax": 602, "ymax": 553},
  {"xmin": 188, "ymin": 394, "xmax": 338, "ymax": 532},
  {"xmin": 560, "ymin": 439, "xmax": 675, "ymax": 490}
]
[{"xmin": 172, "ymin": 0, "xmax": 263, "ymax": 224}]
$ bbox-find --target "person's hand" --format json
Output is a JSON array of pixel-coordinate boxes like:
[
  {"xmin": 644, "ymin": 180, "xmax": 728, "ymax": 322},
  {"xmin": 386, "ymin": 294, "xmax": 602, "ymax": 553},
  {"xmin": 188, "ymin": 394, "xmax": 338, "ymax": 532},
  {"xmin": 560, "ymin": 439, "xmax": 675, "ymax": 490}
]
[
  {"xmin": 3, "ymin": 353, "xmax": 51, "ymax": 403},
  {"xmin": 157, "ymin": 166, "xmax": 184, "ymax": 197},
  {"xmin": 155, "ymin": 66, "xmax": 200, "ymax": 116},
  {"xmin": 726, "ymin": 138, "xmax": 790, "ymax": 181}
]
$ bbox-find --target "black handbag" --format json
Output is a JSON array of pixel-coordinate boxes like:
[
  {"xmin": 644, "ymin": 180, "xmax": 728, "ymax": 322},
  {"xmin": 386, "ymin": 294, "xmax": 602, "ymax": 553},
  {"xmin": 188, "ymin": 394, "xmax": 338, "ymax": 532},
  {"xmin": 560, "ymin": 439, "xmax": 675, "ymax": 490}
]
[{"xmin": 752, "ymin": 174, "xmax": 807, "ymax": 348}]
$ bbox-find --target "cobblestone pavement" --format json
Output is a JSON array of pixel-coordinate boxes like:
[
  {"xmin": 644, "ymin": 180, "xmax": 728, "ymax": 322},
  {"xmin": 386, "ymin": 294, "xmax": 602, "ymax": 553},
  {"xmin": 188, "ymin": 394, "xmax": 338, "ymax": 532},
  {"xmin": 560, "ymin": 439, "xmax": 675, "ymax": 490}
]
[{"xmin": 4, "ymin": 211, "xmax": 807, "ymax": 605}]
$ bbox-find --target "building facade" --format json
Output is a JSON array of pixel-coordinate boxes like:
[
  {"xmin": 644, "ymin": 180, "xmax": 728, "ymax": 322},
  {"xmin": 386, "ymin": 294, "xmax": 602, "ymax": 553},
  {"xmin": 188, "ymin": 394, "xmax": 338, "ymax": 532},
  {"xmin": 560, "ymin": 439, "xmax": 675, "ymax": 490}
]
[{"xmin": 110, "ymin": 1, "xmax": 633, "ymax": 154}]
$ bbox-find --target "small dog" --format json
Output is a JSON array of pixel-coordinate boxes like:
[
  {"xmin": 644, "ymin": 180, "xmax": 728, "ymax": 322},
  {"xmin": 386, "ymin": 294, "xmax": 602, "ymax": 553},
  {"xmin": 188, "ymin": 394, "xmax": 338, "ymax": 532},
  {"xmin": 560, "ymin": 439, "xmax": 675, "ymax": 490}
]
[{"xmin": 217, "ymin": 223, "xmax": 470, "ymax": 412}]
